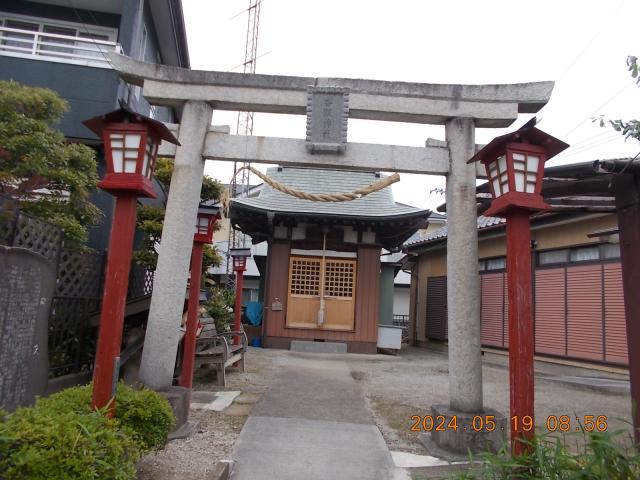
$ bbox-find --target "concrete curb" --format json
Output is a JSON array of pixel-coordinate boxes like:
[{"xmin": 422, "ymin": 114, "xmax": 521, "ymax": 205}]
[{"xmin": 210, "ymin": 461, "xmax": 233, "ymax": 480}]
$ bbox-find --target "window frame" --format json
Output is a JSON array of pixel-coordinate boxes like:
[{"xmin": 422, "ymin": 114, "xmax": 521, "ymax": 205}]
[{"xmin": 0, "ymin": 12, "xmax": 117, "ymax": 66}]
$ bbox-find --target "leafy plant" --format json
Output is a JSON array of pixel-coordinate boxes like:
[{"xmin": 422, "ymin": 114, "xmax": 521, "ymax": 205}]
[
  {"xmin": 454, "ymin": 429, "xmax": 640, "ymax": 479},
  {"xmin": 133, "ymin": 157, "xmax": 224, "ymax": 274},
  {"xmin": 596, "ymin": 56, "xmax": 640, "ymax": 145},
  {"xmin": 205, "ymin": 286, "xmax": 235, "ymax": 333},
  {"xmin": 0, "ymin": 406, "xmax": 138, "ymax": 480},
  {"xmin": 0, "ymin": 80, "xmax": 100, "ymax": 249},
  {"xmin": 36, "ymin": 383, "xmax": 175, "ymax": 452}
]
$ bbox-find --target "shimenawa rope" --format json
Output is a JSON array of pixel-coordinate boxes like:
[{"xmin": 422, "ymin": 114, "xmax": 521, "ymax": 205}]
[{"xmin": 221, "ymin": 166, "xmax": 400, "ymax": 216}]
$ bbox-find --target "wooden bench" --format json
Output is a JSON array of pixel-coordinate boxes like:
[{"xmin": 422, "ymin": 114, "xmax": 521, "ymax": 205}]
[{"xmin": 194, "ymin": 321, "xmax": 247, "ymax": 387}]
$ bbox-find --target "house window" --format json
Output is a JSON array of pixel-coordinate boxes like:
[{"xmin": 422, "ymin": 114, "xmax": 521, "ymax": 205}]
[
  {"xmin": 538, "ymin": 243, "xmax": 620, "ymax": 266},
  {"xmin": 486, "ymin": 257, "xmax": 506, "ymax": 271},
  {"xmin": 539, "ymin": 249, "xmax": 569, "ymax": 265},
  {"xmin": 0, "ymin": 13, "xmax": 117, "ymax": 65},
  {"xmin": 600, "ymin": 243, "xmax": 620, "ymax": 259},
  {"xmin": 2, "ymin": 19, "xmax": 38, "ymax": 52},
  {"xmin": 569, "ymin": 246, "xmax": 599, "ymax": 262}
]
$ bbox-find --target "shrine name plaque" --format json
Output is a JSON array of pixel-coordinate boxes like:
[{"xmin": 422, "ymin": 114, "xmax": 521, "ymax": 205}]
[{"xmin": 306, "ymin": 86, "xmax": 349, "ymax": 153}]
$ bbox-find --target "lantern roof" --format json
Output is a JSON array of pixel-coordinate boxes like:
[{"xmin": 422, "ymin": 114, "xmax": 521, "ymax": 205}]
[
  {"xmin": 468, "ymin": 118, "xmax": 568, "ymax": 165},
  {"xmin": 83, "ymin": 106, "xmax": 180, "ymax": 145},
  {"xmin": 198, "ymin": 203, "xmax": 221, "ymax": 218},
  {"xmin": 230, "ymin": 247, "xmax": 252, "ymax": 258}
]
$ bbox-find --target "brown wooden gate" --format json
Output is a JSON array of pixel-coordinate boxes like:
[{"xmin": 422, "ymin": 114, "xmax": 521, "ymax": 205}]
[{"xmin": 286, "ymin": 256, "xmax": 356, "ymax": 331}]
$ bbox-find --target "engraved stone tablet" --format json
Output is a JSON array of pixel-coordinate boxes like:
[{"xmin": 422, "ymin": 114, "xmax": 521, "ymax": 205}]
[
  {"xmin": 0, "ymin": 247, "xmax": 55, "ymax": 411},
  {"xmin": 306, "ymin": 86, "xmax": 349, "ymax": 153}
]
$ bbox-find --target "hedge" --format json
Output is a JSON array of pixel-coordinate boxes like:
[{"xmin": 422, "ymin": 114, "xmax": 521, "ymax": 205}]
[{"xmin": 0, "ymin": 383, "xmax": 175, "ymax": 480}]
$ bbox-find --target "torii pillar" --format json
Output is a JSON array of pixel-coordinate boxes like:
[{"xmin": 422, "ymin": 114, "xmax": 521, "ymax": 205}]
[
  {"xmin": 445, "ymin": 117, "xmax": 483, "ymax": 413},
  {"xmin": 138, "ymin": 101, "xmax": 212, "ymax": 390},
  {"xmin": 429, "ymin": 119, "xmax": 506, "ymax": 454}
]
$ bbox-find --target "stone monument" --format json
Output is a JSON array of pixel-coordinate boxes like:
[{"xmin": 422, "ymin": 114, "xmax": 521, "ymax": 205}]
[{"xmin": 0, "ymin": 247, "xmax": 55, "ymax": 410}]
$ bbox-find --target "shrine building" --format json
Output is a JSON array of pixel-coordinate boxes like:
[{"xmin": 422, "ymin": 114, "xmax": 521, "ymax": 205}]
[{"xmin": 229, "ymin": 166, "xmax": 430, "ymax": 353}]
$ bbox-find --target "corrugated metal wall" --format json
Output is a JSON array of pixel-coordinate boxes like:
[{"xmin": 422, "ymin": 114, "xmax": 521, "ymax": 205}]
[
  {"xmin": 567, "ymin": 265, "xmax": 603, "ymax": 361},
  {"xmin": 603, "ymin": 263, "xmax": 628, "ymax": 364},
  {"xmin": 480, "ymin": 273, "xmax": 506, "ymax": 347},
  {"xmin": 424, "ymin": 262, "xmax": 628, "ymax": 365},
  {"xmin": 534, "ymin": 268, "xmax": 566, "ymax": 356}
]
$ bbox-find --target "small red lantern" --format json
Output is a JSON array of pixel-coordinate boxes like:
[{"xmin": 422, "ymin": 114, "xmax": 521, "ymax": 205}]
[
  {"xmin": 469, "ymin": 120, "xmax": 569, "ymax": 456},
  {"xmin": 83, "ymin": 107, "xmax": 179, "ymax": 198},
  {"xmin": 194, "ymin": 204, "xmax": 220, "ymax": 244},
  {"xmin": 230, "ymin": 247, "xmax": 251, "ymax": 272},
  {"xmin": 469, "ymin": 121, "xmax": 568, "ymax": 217}
]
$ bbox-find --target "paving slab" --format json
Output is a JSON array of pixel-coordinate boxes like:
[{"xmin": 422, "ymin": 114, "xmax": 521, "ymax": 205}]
[
  {"xmin": 231, "ymin": 353, "xmax": 405, "ymax": 479},
  {"xmin": 191, "ymin": 391, "xmax": 241, "ymax": 411}
]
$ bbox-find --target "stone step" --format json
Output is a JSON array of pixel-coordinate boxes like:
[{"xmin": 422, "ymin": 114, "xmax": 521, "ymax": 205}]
[{"xmin": 290, "ymin": 340, "xmax": 347, "ymax": 354}]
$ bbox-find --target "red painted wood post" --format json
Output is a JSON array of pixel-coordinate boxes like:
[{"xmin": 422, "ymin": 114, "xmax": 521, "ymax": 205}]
[
  {"xmin": 505, "ymin": 209, "xmax": 535, "ymax": 455},
  {"xmin": 233, "ymin": 269, "xmax": 244, "ymax": 345},
  {"xmin": 613, "ymin": 174, "xmax": 640, "ymax": 446},
  {"xmin": 178, "ymin": 242, "xmax": 204, "ymax": 388},
  {"xmin": 92, "ymin": 193, "xmax": 138, "ymax": 415}
]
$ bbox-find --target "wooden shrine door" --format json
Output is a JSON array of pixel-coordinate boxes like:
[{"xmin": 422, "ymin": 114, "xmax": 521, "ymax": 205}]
[{"xmin": 286, "ymin": 256, "xmax": 356, "ymax": 331}]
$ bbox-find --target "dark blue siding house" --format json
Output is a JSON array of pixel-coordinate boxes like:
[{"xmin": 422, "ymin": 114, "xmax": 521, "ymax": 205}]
[
  {"xmin": 0, "ymin": 1, "xmax": 191, "ymax": 385},
  {"xmin": 0, "ymin": 0, "xmax": 190, "ymax": 250}
]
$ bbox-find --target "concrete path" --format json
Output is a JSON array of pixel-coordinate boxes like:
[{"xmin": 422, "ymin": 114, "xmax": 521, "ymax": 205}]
[{"xmin": 230, "ymin": 353, "xmax": 407, "ymax": 480}]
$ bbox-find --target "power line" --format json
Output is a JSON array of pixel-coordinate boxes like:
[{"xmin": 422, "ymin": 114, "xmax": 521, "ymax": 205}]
[
  {"xmin": 554, "ymin": 0, "xmax": 626, "ymax": 85},
  {"xmin": 561, "ymin": 83, "xmax": 633, "ymax": 139}
]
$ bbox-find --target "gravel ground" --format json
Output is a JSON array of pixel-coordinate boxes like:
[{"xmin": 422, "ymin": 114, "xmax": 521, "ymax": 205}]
[
  {"xmin": 136, "ymin": 347, "xmax": 279, "ymax": 480},
  {"xmin": 137, "ymin": 345, "xmax": 633, "ymax": 478},
  {"xmin": 344, "ymin": 345, "xmax": 633, "ymax": 454}
]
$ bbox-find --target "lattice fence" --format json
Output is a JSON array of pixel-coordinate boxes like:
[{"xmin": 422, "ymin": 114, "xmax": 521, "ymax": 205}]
[
  {"xmin": 1, "ymin": 195, "xmax": 158, "ymax": 378},
  {"xmin": 393, "ymin": 314, "xmax": 410, "ymax": 343},
  {"xmin": 49, "ymin": 250, "xmax": 104, "ymax": 377},
  {"xmin": 128, "ymin": 263, "xmax": 155, "ymax": 300},
  {"xmin": 0, "ymin": 195, "xmax": 18, "ymax": 245},
  {"xmin": 12, "ymin": 212, "xmax": 63, "ymax": 263}
]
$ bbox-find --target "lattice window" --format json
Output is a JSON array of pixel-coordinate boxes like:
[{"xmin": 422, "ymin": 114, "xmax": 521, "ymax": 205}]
[
  {"xmin": 289, "ymin": 258, "xmax": 321, "ymax": 296},
  {"xmin": 324, "ymin": 260, "xmax": 355, "ymax": 298}
]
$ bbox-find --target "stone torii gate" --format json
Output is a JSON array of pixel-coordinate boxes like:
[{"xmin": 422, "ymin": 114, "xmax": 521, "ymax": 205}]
[{"xmin": 108, "ymin": 53, "xmax": 552, "ymax": 440}]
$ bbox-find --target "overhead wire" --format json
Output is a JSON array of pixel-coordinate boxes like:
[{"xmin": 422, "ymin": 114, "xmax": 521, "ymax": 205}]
[{"xmin": 66, "ymin": 0, "xmax": 116, "ymax": 69}]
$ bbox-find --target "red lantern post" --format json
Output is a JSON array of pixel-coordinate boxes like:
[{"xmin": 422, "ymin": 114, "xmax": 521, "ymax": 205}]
[
  {"xmin": 83, "ymin": 108, "xmax": 179, "ymax": 415},
  {"xmin": 179, "ymin": 205, "xmax": 220, "ymax": 388},
  {"xmin": 469, "ymin": 121, "xmax": 568, "ymax": 455},
  {"xmin": 230, "ymin": 248, "xmax": 251, "ymax": 345}
]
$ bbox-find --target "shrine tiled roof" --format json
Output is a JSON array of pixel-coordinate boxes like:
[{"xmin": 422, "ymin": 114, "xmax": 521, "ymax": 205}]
[
  {"xmin": 231, "ymin": 166, "xmax": 428, "ymax": 219},
  {"xmin": 404, "ymin": 216, "xmax": 505, "ymax": 248}
]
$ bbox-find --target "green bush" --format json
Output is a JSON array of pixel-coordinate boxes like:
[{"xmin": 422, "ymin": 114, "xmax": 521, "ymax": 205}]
[
  {"xmin": 0, "ymin": 407, "xmax": 138, "ymax": 480},
  {"xmin": 206, "ymin": 286, "xmax": 235, "ymax": 333},
  {"xmin": 111, "ymin": 383, "xmax": 175, "ymax": 452},
  {"xmin": 454, "ymin": 430, "xmax": 640, "ymax": 479},
  {"xmin": 37, "ymin": 383, "xmax": 175, "ymax": 452}
]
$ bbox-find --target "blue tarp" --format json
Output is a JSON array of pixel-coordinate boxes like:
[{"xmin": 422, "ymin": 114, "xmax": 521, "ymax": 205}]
[{"xmin": 245, "ymin": 301, "xmax": 263, "ymax": 326}]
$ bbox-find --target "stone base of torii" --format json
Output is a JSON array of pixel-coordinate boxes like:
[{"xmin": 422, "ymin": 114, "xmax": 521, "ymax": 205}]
[{"xmin": 107, "ymin": 51, "xmax": 554, "ymax": 453}]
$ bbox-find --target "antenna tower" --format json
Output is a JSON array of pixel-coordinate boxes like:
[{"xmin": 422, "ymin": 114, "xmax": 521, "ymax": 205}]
[{"xmin": 227, "ymin": 0, "xmax": 261, "ymax": 285}]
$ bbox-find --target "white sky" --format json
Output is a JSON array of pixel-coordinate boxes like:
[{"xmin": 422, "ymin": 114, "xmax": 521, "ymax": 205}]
[{"xmin": 182, "ymin": 0, "xmax": 640, "ymax": 211}]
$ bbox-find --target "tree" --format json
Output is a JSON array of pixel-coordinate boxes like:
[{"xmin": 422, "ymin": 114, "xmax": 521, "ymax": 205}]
[
  {"xmin": 0, "ymin": 80, "xmax": 100, "ymax": 249},
  {"xmin": 597, "ymin": 56, "xmax": 640, "ymax": 144},
  {"xmin": 133, "ymin": 158, "xmax": 224, "ymax": 277}
]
